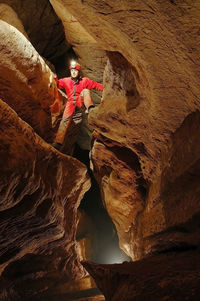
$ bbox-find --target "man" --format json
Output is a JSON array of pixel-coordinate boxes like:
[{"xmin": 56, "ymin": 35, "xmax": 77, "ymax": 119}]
[{"xmin": 52, "ymin": 61, "xmax": 104, "ymax": 153}]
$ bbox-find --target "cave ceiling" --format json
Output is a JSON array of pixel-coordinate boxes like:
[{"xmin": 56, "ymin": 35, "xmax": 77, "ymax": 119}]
[{"xmin": 0, "ymin": 0, "xmax": 69, "ymax": 63}]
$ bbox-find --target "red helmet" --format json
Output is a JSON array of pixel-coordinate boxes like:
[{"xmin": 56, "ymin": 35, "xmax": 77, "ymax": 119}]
[{"xmin": 69, "ymin": 61, "xmax": 81, "ymax": 71}]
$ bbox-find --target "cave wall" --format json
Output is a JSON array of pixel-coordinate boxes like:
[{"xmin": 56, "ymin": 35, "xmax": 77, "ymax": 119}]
[
  {"xmin": 0, "ymin": 4, "xmax": 92, "ymax": 300},
  {"xmin": 84, "ymin": 249, "xmax": 200, "ymax": 301},
  {"xmin": 1, "ymin": 0, "xmax": 200, "ymax": 300},
  {"xmin": 0, "ymin": 3, "xmax": 28, "ymax": 38},
  {"xmin": 0, "ymin": 97, "xmax": 90, "ymax": 299},
  {"xmin": 0, "ymin": 0, "xmax": 70, "ymax": 62},
  {"xmin": 0, "ymin": 20, "xmax": 56, "ymax": 141},
  {"xmin": 54, "ymin": 0, "xmax": 200, "ymax": 260}
]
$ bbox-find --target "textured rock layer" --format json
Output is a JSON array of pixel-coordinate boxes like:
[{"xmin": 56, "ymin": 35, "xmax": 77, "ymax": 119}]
[
  {"xmin": 59, "ymin": 0, "xmax": 200, "ymax": 259},
  {"xmin": 0, "ymin": 0, "xmax": 69, "ymax": 62},
  {"xmin": 0, "ymin": 99, "xmax": 90, "ymax": 299},
  {"xmin": 84, "ymin": 249, "xmax": 200, "ymax": 301},
  {"xmin": 0, "ymin": 20, "xmax": 56, "ymax": 141},
  {"xmin": 0, "ymin": 3, "xmax": 28, "ymax": 38},
  {"xmin": 1, "ymin": 0, "xmax": 200, "ymax": 300}
]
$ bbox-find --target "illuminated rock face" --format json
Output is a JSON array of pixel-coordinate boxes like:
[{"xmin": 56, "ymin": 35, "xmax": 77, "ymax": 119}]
[
  {"xmin": 1, "ymin": 0, "xmax": 200, "ymax": 300},
  {"xmin": 83, "ymin": 250, "xmax": 200, "ymax": 301},
  {"xmin": 0, "ymin": 0, "xmax": 69, "ymax": 62},
  {"xmin": 59, "ymin": 0, "xmax": 200, "ymax": 260},
  {"xmin": 0, "ymin": 20, "xmax": 56, "ymax": 141},
  {"xmin": 54, "ymin": 0, "xmax": 200, "ymax": 297},
  {"xmin": 0, "ymin": 99, "xmax": 90, "ymax": 299},
  {"xmin": 0, "ymin": 6, "xmax": 91, "ymax": 299}
]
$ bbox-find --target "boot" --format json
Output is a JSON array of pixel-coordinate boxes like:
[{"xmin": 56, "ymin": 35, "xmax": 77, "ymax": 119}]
[
  {"xmin": 85, "ymin": 105, "xmax": 95, "ymax": 114},
  {"xmin": 52, "ymin": 142, "xmax": 62, "ymax": 151}
]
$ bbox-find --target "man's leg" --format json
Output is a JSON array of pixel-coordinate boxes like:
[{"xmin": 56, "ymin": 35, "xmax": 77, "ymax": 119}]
[
  {"xmin": 52, "ymin": 115, "xmax": 72, "ymax": 150},
  {"xmin": 81, "ymin": 89, "xmax": 95, "ymax": 112},
  {"xmin": 62, "ymin": 107, "xmax": 83, "ymax": 155}
]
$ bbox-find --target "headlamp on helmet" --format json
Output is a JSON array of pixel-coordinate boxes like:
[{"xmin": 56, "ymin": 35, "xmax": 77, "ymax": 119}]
[{"xmin": 69, "ymin": 61, "xmax": 81, "ymax": 71}]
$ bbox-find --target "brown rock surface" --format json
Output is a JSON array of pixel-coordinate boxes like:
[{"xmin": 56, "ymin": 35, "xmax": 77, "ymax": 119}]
[
  {"xmin": 57, "ymin": 0, "xmax": 200, "ymax": 259},
  {"xmin": 0, "ymin": 99, "xmax": 90, "ymax": 299},
  {"xmin": 0, "ymin": 3, "xmax": 28, "ymax": 39},
  {"xmin": 76, "ymin": 209, "xmax": 98, "ymax": 261},
  {"xmin": 1, "ymin": 0, "xmax": 200, "ymax": 299},
  {"xmin": 0, "ymin": 0, "xmax": 69, "ymax": 62},
  {"xmin": 90, "ymin": 138, "xmax": 145, "ymax": 259},
  {"xmin": 0, "ymin": 20, "xmax": 56, "ymax": 141},
  {"xmin": 83, "ymin": 249, "xmax": 200, "ymax": 301}
]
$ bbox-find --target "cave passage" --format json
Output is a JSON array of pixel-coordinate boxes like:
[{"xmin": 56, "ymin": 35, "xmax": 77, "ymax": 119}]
[
  {"xmin": 52, "ymin": 44, "xmax": 130, "ymax": 264},
  {"xmin": 73, "ymin": 144, "xmax": 131, "ymax": 264}
]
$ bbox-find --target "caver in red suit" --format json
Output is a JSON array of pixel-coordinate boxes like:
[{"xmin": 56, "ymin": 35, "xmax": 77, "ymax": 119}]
[{"xmin": 52, "ymin": 61, "xmax": 104, "ymax": 153}]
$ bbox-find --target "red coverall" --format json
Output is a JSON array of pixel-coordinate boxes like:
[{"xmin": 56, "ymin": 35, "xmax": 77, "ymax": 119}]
[{"xmin": 54, "ymin": 76, "xmax": 104, "ymax": 146}]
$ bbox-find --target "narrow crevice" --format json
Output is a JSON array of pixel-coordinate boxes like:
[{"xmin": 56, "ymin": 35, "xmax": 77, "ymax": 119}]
[
  {"xmin": 73, "ymin": 144, "xmax": 131, "ymax": 264},
  {"xmin": 156, "ymin": 245, "xmax": 198, "ymax": 254}
]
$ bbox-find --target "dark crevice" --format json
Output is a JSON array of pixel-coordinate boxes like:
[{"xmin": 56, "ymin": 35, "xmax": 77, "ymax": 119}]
[
  {"xmin": 169, "ymin": 0, "xmax": 176, "ymax": 4},
  {"xmin": 73, "ymin": 144, "xmax": 131, "ymax": 264},
  {"xmin": 0, "ymin": 247, "xmax": 20, "ymax": 265},
  {"xmin": 36, "ymin": 198, "xmax": 52, "ymax": 219},
  {"xmin": 0, "ymin": 188, "xmax": 42, "ymax": 221},
  {"xmin": 155, "ymin": 245, "xmax": 198, "ymax": 255}
]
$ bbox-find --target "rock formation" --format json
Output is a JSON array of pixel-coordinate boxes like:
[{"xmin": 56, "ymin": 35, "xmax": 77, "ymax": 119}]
[
  {"xmin": 0, "ymin": 20, "xmax": 56, "ymax": 141},
  {"xmin": 83, "ymin": 249, "xmax": 200, "ymax": 301},
  {"xmin": 0, "ymin": 97, "xmax": 90, "ymax": 299},
  {"xmin": 56, "ymin": 0, "xmax": 200, "ymax": 256},
  {"xmin": 0, "ymin": 7, "xmax": 92, "ymax": 300},
  {"xmin": 53, "ymin": 0, "xmax": 200, "ymax": 299},
  {"xmin": 1, "ymin": 0, "xmax": 200, "ymax": 300},
  {"xmin": 0, "ymin": 0, "xmax": 69, "ymax": 63},
  {"xmin": 0, "ymin": 3, "xmax": 28, "ymax": 38}
]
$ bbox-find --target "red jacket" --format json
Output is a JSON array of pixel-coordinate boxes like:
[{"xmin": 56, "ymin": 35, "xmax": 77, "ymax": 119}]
[{"xmin": 57, "ymin": 77, "xmax": 104, "ymax": 116}]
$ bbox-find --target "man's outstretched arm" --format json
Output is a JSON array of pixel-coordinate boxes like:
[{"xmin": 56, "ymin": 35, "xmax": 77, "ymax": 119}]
[{"xmin": 84, "ymin": 77, "xmax": 104, "ymax": 91}]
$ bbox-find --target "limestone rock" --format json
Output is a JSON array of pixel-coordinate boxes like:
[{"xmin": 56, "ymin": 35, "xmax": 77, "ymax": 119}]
[
  {"xmin": 1, "ymin": 0, "xmax": 200, "ymax": 299},
  {"xmin": 0, "ymin": 3, "xmax": 28, "ymax": 39},
  {"xmin": 0, "ymin": 0, "xmax": 70, "ymax": 62},
  {"xmin": 0, "ymin": 99, "xmax": 90, "ymax": 299},
  {"xmin": 0, "ymin": 20, "xmax": 56, "ymax": 141},
  {"xmin": 63, "ymin": 0, "xmax": 200, "ymax": 259},
  {"xmin": 76, "ymin": 209, "xmax": 98, "ymax": 262},
  {"xmin": 83, "ymin": 249, "xmax": 200, "ymax": 301},
  {"xmin": 90, "ymin": 138, "xmax": 145, "ymax": 259}
]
